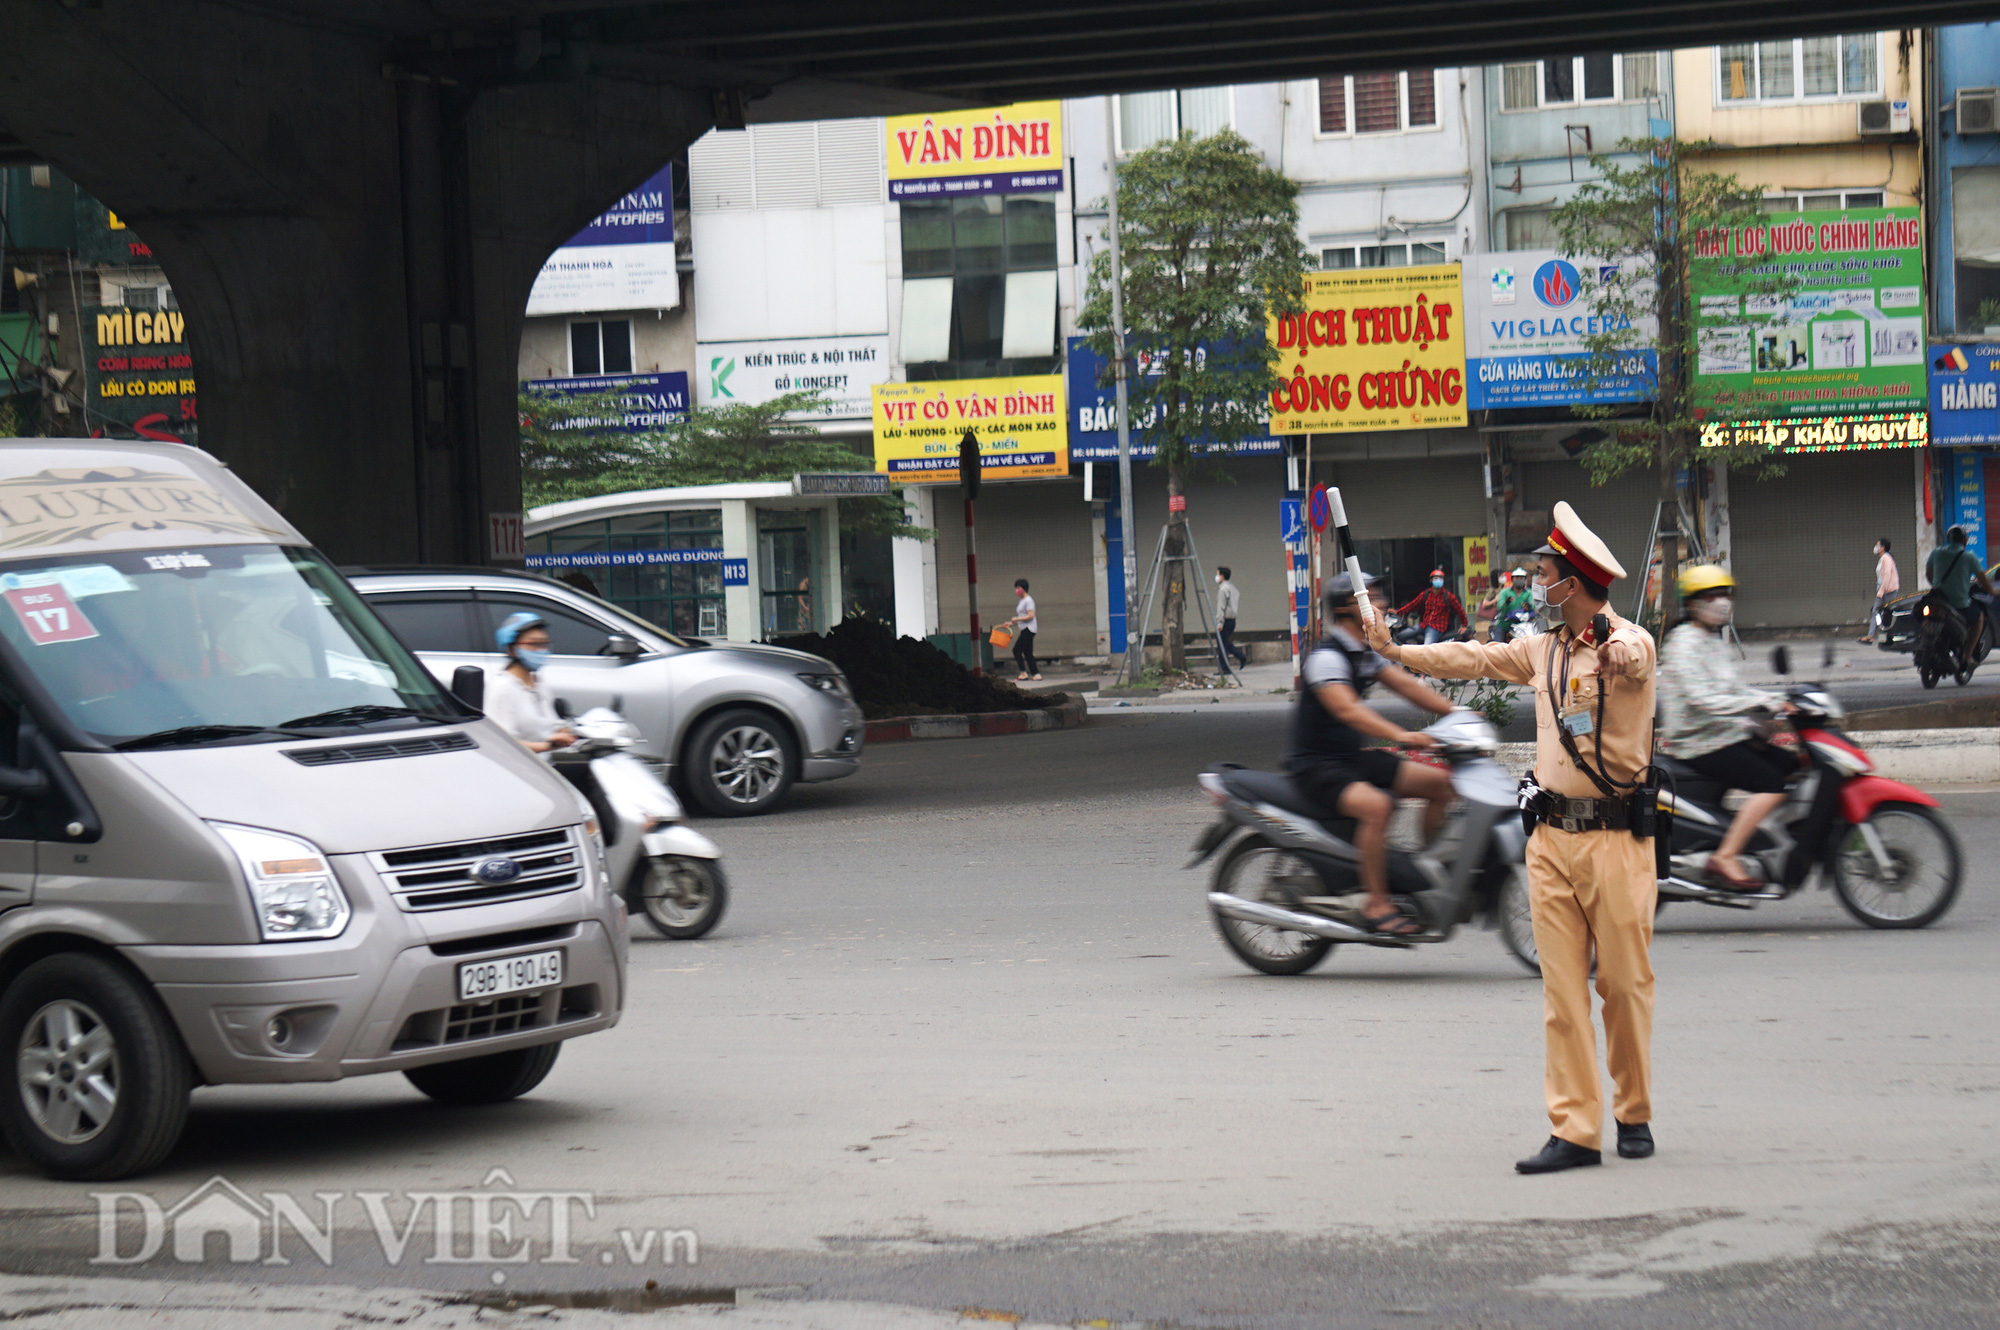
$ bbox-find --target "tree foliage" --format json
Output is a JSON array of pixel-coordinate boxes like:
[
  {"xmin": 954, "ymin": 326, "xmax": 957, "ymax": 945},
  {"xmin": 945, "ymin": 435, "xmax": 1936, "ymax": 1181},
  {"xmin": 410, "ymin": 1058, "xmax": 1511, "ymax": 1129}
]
[
  {"xmin": 1556, "ymin": 137, "xmax": 1794, "ymax": 487},
  {"xmin": 1077, "ymin": 129, "xmax": 1311, "ymax": 668},
  {"xmin": 1554, "ymin": 137, "xmax": 1795, "ymax": 613},
  {"xmin": 518, "ymin": 388, "xmax": 926, "ymax": 538}
]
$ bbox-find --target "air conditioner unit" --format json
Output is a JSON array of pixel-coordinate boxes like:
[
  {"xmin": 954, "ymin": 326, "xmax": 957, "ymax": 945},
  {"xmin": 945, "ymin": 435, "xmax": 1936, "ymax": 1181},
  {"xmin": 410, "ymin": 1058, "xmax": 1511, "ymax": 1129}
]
[
  {"xmin": 1857, "ymin": 100, "xmax": 1911, "ymax": 135},
  {"xmin": 1957, "ymin": 88, "xmax": 2000, "ymax": 134}
]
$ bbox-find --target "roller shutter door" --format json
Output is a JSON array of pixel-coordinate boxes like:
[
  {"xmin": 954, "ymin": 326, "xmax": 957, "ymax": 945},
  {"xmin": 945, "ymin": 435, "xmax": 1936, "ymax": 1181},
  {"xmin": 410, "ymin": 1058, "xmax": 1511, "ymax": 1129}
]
[
  {"xmin": 934, "ymin": 478, "xmax": 1097, "ymax": 656},
  {"xmin": 1317, "ymin": 456, "xmax": 1484, "ymax": 540},
  {"xmin": 1731, "ymin": 453, "xmax": 1916, "ymax": 630},
  {"xmin": 1131, "ymin": 457, "xmax": 1290, "ymax": 633},
  {"xmin": 1518, "ymin": 462, "xmax": 1661, "ymax": 593}
]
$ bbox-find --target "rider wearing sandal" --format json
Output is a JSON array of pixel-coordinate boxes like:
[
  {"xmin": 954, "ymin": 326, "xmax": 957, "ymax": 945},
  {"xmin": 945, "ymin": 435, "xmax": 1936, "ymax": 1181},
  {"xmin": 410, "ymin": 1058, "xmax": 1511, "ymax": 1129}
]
[{"xmin": 1284, "ymin": 573, "xmax": 1459, "ymax": 937}]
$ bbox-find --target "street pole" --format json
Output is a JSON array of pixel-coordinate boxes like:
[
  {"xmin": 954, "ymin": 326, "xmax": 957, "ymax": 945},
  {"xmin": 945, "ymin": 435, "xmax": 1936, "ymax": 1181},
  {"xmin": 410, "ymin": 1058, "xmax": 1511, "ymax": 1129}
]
[{"xmin": 1105, "ymin": 96, "xmax": 1139, "ymax": 683}]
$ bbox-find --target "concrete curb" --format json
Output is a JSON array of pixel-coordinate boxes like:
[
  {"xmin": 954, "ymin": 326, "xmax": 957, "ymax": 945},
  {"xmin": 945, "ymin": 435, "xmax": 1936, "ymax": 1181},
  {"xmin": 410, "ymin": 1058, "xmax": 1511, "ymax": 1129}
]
[
  {"xmin": 864, "ymin": 691, "xmax": 1087, "ymax": 743},
  {"xmin": 1493, "ymin": 727, "xmax": 2000, "ymax": 786}
]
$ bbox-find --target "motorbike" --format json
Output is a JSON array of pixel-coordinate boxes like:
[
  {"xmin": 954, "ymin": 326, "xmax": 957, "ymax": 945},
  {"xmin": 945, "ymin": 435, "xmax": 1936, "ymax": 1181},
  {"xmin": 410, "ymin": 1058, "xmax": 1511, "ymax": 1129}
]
[
  {"xmin": 1491, "ymin": 607, "xmax": 1538, "ymax": 642},
  {"xmin": 551, "ymin": 702, "xmax": 730, "ymax": 939},
  {"xmin": 1192, "ymin": 709, "xmax": 1543, "ymax": 975},
  {"xmin": 1915, "ymin": 595, "xmax": 1994, "ymax": 690},
  {"xmin": 1656, "ymin": 646, "xmax": 1960, "ymax": 929},
  {"xmin": 1388, "ymin": 612, "xmax": 1476, "ymax": 647}
]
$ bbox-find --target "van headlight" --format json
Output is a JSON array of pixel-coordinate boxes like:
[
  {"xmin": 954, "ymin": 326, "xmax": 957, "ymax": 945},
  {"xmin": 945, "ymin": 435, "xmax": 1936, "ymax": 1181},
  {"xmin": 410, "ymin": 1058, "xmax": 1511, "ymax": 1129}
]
[
  {"xmin": 583, "ymin": 818, "xmax": 609, "ymax": 890},
  {"xmin": 209, "ymin": 823, "xmax": 352, "ymax": 941}
]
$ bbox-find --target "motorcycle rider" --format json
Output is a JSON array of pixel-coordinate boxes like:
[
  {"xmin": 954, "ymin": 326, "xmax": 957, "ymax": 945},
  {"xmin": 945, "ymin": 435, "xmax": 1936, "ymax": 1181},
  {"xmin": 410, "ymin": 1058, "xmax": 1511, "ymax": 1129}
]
[
  {"xmin": 1659, "ymin": 565, "xmax": 1796, "ymax": 890},
  {"xmin": 1396, "ymin": 568, "xmax": 1469, "ymax": 644},
  {"xmin": 1479, "ymin": 567, "xmax": 1535, "ymax": 641},
  {"xmin": 1924, "ymin": 525, "xmax": 1996, "ymax": 657},
  {"xmin": 1287, "ymin": 573, "xmax": 1459, "ymax": 936}
]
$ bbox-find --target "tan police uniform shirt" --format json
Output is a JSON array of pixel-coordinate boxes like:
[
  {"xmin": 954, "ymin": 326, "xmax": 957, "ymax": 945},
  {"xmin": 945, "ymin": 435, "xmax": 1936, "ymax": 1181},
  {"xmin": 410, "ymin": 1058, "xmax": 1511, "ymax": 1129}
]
[{"xmin": 1394, "ymin": 613, "xmax": 1656, "ymax": 797}]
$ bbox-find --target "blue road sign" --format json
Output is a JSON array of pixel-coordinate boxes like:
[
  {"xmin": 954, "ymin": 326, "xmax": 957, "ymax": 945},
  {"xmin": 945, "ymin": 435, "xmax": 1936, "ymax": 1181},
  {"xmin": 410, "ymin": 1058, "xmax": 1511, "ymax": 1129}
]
[{"xmin": 1280, "ymin": 497, "xmax": 1303, "ymax": 544}]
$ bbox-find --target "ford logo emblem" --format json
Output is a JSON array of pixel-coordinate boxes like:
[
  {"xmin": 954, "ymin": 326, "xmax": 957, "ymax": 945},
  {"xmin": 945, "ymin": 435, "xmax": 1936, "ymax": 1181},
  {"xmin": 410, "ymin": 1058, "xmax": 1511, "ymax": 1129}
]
[{"xmin": 470, "ymin": 856, "xmax": 522, "ymax": 885}]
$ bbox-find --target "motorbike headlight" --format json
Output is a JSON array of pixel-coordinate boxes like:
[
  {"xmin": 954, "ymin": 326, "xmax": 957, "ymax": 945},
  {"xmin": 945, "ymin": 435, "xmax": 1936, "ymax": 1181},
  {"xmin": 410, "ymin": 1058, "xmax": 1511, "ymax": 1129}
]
[
  {"xmin": 209, "ymin": 823, "xmax": 351, "ymax": 941},
  {"xmin": 798, "ymin": 671, "xmax": 850, "ymax": 697}
]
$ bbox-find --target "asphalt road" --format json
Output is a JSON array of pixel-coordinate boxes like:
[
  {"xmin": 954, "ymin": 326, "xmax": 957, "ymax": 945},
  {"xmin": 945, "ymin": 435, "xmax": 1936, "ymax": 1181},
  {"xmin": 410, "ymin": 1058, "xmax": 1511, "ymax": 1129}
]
[{"xmin": 1, "ymin": 709, "xmax": 1996, "ymax": 1328}]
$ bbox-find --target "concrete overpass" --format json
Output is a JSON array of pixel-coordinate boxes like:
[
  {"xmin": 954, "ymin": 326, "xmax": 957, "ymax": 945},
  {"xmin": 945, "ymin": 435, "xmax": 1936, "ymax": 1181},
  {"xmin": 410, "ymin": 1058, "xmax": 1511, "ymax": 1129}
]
[{"xmin": 0, "ymin": 0, "xmax": 1986, "ymax": 563}]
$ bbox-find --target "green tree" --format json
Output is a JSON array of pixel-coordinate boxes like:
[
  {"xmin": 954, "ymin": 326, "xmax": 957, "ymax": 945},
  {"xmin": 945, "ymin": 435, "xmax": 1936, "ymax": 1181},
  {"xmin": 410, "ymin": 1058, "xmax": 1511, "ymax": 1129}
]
[
  {"xmin": 1555, "ymin": 137, "xmax": 1793, "ymax": 619},
  {"xmin": 519, "ymin": 387, "xmax": 926, "ymax": 538},
  {"xmin": 1079, "ymin": 129, "xmax": 1311, "ymax": 669}
]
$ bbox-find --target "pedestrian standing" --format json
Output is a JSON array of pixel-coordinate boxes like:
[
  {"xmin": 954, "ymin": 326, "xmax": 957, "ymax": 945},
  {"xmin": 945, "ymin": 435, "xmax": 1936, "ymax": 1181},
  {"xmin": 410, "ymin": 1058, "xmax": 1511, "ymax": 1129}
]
[
  {"xmin": 1370, "ymin": 503, "xmax": 1659, "ymax": 1174},
  {"xmin": 1215, "ymin": 566, "xmax": 1248, "ymax": 668},
  {"xmin": 1860, "ymin": 538, "xmax": 1898, "ymax": 643},
  {"xmin": 1396, "ymin": 569, "xmax": 1469, "ymax": 644},
  {"xmin": 1002, "ymin": 578, "xmax": 1041, "ymax": 681}
]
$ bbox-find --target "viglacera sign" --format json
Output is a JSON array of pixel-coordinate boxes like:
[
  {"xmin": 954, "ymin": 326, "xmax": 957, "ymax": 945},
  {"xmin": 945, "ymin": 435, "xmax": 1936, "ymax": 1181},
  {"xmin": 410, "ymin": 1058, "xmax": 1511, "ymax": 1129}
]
[
  {"xmin": 1698, "ymin": 412, "xmax": 1929, "ymax": 452},
  {"xmin": 884, "ymin": 102, "xmax": 1064, "ymax": 199},
  {"xmin": 1267, "ymin": 268, "xmax": 1467, "ymax": 433},
  {"xmin": 872, "ymin": 375, "xmax": 1068, "ymax": 483}
]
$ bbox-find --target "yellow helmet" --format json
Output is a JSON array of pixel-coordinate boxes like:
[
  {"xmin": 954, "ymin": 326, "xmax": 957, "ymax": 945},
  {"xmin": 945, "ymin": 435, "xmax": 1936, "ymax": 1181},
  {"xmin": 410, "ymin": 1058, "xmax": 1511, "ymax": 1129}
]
[{"xmin": 1677, "ymin": 563, "xmax": 1735, "ymax": 598}]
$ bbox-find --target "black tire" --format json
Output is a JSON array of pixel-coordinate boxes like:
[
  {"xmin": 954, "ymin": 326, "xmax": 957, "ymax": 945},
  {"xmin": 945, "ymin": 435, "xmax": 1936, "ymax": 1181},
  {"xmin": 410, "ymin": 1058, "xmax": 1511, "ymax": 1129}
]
[
  {"xmin": 405, "ymin": 1041, "xmax": 561, "ymax": 1105},
  {"xmin": 629, "ymin": 856, "xmax": 729, "ymax": 939},
  {"xmin": 683, "ymin": 708, "xmax": 796, "ymax": 817},
  {"xmin": 1496, "ymin": 864, "xmax": 1540, "ymax": 975},
  {"xmin": 0, "ymin": 952, "xmax": 192, "ymax": 1180},
  {"xmin": 1209, "ymin": 834, "xmax": 1335, "ymax": 975},
  {"xmin": 1829, "ymin": 802, "xmax": 1961, "ymax": 930},
  {"xmin": 1919, "ymin": 661, "xmax": 1940, "ymax": 689}
]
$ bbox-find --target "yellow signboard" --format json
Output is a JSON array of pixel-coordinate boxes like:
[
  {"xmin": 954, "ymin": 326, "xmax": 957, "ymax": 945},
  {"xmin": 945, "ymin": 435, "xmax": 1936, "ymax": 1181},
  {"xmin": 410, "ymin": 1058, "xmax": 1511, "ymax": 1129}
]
[
  {"xmin": 1267, "ymin": 267, "xmax": 1468, "ymax": 433},
  {"xmin": 884, "ymin": 102, "xmax": 1064, "ymax": 200},
  {"xmin": 872, "ymin": 376, "xmax": 1068, "ymax": 484}
]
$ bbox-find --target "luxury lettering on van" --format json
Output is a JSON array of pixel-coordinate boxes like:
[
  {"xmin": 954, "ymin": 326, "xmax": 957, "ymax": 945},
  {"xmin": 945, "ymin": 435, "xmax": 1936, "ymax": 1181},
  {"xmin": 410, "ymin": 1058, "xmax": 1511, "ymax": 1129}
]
[{"xmin": 0, "ymin": 467, "xmax": 286, "ymax": 550}]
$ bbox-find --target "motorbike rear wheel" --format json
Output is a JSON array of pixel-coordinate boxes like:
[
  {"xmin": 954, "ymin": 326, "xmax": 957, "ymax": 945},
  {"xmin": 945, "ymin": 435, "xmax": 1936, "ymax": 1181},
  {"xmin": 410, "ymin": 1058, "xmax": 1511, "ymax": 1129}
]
[
  {"xmin": 629, "ymin": 856, "xmax": 729, "ymax": 939},
  {"xmin": 1830, "ymin": 803, "xmax": 1961, "ymax": 929},
  {"xmin": 1497, "ymin": 865, "xmax": 1540, "ymax": 975},
  {"xmin": 1210, "ymin": 835, "xmax": 1335, "ymax": 975}
]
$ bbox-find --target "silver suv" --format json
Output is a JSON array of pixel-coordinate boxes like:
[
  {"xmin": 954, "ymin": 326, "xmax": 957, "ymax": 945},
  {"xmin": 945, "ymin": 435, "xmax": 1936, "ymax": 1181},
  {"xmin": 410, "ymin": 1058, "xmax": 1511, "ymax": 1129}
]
[{"xmin": 348, "ymin": 568, "xmax": 863, "ymax": 816}]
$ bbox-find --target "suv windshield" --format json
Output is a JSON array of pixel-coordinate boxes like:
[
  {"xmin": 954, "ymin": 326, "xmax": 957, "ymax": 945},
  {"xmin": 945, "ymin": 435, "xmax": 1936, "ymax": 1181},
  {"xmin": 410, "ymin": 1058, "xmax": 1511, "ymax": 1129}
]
[{"xmin": 0, "ymin": 545, "xmax": 455, "ymax": 749}]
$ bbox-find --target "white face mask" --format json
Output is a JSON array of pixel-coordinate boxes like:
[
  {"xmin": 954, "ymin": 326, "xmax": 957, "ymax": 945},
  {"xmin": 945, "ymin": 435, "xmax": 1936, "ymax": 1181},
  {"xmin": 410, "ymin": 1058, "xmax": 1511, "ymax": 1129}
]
[
  {"xmin": 1530, "ymin": 578, "xmax": 1572, "ymax": 630},
  {"xmin": 1692, "ymin": 596, "xmax": 1733, "ymax": 626}
]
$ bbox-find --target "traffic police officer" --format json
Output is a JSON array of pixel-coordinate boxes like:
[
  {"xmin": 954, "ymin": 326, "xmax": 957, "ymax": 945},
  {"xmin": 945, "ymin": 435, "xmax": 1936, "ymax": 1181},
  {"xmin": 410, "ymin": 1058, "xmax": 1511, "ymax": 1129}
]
[{"xmin": 1366, "ymin": 502, "xmax": 1659, "ymax": 1173}]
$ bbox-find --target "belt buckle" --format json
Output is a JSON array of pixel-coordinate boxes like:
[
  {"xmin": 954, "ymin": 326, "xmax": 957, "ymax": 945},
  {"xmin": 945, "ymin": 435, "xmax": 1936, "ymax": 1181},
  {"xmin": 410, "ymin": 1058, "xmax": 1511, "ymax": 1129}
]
[{"xmin": 1557, "ymin": 814, "xmax": 1583, "ymax": 833}]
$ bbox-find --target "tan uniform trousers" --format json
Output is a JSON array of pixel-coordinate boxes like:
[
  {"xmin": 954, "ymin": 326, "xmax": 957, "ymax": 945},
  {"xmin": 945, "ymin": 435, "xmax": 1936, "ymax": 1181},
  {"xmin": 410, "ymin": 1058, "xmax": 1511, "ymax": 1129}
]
[{"xmin": 1525, "ymin": 824, "xmax": 1656, "ymax": 1152}]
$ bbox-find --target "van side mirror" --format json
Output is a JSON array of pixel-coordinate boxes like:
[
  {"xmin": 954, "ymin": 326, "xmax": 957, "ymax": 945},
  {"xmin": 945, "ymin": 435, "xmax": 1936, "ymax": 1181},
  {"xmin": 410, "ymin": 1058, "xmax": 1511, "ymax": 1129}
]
[
  {"xmin": 603, "ymin": 633, "xmax": 641, "ymax": 661},
  {"xmin": 1770, "ymin": 645, "xmax": 1790, "ymax": 676},
  {"xmin": 0, "ymin": 766, "xmax": 47, "ymax": 799},
  {"xmin": 450, "ymin": 665, "xmax": 485, "ymax": 711}
]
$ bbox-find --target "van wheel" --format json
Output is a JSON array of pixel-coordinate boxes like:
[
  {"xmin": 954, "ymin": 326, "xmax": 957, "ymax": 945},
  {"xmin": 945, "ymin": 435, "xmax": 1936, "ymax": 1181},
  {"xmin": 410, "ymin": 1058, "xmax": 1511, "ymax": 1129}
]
[
  {"xmin": 405, "ymin": 1042, "xmax": 560, "ymax": 1105},
  {"xmin": 684, "ymin": 708, "xmax": 795, "ymax": 817},
  {"xmin": 0, "ymin": 953, "xmax": 192, "ymax": 1180}
]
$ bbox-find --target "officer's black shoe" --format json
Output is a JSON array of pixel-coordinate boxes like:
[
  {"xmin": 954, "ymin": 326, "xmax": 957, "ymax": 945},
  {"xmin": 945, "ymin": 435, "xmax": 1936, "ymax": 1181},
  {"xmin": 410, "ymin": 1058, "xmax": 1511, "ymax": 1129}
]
[
  {"xmin": 1515, "ymin": 1136, "xmax": 1601, "ymax": 1174},
  {"xmin": 1616, "ymin": 1121, "xmax": 1655, "ymax": 1159}
]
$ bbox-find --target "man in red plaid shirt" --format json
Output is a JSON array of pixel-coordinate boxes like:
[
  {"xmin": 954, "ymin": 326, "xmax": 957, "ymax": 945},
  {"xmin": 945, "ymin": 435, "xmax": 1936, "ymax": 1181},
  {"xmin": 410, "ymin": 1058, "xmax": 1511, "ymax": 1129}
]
[{"xmin": 1397, "ymin": 569, "xmax": 1468, "ymax": 644}]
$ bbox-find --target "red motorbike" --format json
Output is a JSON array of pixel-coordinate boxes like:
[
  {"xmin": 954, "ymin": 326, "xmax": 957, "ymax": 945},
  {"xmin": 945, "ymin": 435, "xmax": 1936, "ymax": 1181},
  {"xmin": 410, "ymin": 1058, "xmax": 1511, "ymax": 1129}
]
[{"xmin": 1656, "ymin": 646, "xmax": 1960, "ymax": 928}]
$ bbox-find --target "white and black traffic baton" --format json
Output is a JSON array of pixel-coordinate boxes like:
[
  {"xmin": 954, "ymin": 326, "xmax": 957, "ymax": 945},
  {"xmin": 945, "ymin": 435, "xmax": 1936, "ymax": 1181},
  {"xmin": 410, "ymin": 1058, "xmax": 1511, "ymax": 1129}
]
[{"xmin": 1325, "ymin": 487, "xmax": 1374, "ymax": 631}]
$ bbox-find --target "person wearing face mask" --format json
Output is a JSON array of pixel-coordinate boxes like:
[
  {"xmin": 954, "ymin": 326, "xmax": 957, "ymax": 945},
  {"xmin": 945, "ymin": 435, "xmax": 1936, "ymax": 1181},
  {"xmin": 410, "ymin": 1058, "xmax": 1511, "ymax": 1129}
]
[
  {"xmin": 486, "ymin": 611, "xmax": 578, "ymax": 754},
  {"xmin": 1367, "ymin": 502, "xmax": 1659, "ymax": 1175},
  {"xmin": 1395, "ymin": 568, "xmax": 1469, "ymax": 645},
  {"xmin": 1660, "ymin": 566, "xmax": 1795, "ymax": 890},
  {"xmin": 1214, "ymin": 567, "xmax": 1248, "ymax": 669}
]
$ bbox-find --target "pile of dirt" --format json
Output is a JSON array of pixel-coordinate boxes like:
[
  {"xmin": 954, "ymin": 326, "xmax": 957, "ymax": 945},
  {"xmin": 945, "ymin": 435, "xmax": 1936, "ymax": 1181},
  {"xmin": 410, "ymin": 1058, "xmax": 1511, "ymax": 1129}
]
[{"xmin": 774, "ymin": 617, "xmax": 1057, "ymax": 719}]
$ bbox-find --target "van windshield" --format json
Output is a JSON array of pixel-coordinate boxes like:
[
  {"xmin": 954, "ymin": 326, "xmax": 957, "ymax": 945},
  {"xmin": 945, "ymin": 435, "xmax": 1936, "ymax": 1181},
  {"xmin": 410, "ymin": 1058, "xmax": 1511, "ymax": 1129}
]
[{"xmin": 0, "ymin": 545, "xmax": 457, "ymax": 750}]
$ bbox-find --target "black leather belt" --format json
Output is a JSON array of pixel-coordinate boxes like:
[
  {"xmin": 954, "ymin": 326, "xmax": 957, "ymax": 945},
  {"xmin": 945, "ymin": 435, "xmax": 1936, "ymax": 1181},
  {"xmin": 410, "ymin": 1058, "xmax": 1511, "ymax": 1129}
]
[{"xmin": 1531, "ymin": 792, "xmax": 1631, "ymax": 833}]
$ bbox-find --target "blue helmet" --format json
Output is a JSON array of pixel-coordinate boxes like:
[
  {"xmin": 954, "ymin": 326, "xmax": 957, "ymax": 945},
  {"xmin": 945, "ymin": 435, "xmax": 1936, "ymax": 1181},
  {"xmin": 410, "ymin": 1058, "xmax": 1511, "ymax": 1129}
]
[{"xmin": 495, "ymin": 610, "xmax": 546, "ymax": 651}]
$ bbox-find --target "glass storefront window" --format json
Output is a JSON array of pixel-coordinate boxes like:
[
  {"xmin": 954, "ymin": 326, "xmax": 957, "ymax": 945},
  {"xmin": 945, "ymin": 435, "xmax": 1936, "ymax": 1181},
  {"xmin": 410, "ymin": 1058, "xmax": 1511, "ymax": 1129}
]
[{"xmin": 525, "ymin": 509, "xmax": 726, "ymax": 638}]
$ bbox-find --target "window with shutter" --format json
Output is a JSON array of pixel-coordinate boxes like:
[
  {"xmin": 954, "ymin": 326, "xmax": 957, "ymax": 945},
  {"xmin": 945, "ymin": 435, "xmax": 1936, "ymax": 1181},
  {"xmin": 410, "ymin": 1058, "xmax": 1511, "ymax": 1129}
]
[
  {"xmin": 1353, "ymin": 72, "xmax": 1401, "ymax": 132},
  {"xmin": 1317, "ymin": 78, "xmax": 1346, "ymax": 133},
  {"xmin": 1404, "ymin": 70, "xmax": 1437, "ymax": 126}
]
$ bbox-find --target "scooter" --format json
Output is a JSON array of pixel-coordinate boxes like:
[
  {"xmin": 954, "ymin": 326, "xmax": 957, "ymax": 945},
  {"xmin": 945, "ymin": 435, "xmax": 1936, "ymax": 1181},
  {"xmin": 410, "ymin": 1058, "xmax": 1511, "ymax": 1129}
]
[
  {"xmin": 1192, "ymin": 709, "xmax": 1543, "ymax": 975},
  {"xmin": 551, "ymin": 703, "xmax": 730, "ymax": 939},
  {"xmin": 1656, "ymin": 646, "xmax": 1959, "ymax": 929},
  {"xmin": 1912, "ymin": 594, "xmax": 1993, "ymax": 690}
]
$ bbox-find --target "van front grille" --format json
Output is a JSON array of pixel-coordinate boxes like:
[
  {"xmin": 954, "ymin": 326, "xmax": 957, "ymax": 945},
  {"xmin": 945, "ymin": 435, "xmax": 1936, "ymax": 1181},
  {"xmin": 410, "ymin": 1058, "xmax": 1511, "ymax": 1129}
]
[
  {"xmin": 285, "ymin": 732, "xmax": 476, "ymax": 766},
  {"xmin": 369, "ymin": 827, "xmax": 582, "ymax": 912}
]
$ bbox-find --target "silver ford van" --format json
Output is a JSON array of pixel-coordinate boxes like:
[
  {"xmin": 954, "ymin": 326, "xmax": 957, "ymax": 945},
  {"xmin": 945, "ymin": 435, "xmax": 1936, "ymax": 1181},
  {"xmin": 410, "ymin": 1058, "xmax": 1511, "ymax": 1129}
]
[{"xmin": 0, "ymin": 440, "xmax": 627, "ymax": 1179}]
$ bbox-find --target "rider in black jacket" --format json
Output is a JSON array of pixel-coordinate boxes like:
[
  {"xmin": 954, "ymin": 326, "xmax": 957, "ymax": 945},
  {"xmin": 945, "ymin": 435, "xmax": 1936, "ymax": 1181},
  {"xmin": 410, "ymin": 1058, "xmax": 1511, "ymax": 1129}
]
[{"xmin": 1286, "ymin": 573, "xmax": 1460, "ymax": 935}]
